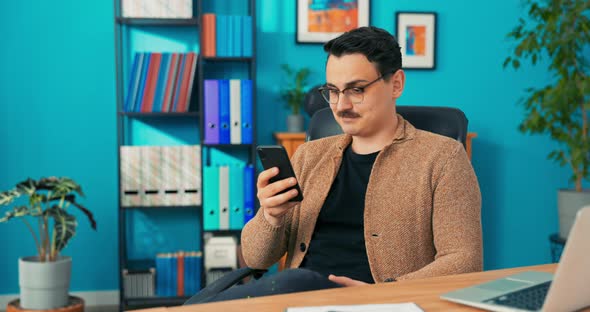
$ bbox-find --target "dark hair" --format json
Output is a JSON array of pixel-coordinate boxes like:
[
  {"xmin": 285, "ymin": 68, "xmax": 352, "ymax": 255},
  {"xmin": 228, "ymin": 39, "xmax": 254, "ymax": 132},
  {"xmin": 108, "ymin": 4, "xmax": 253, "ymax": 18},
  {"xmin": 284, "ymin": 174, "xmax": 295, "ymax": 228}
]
[{"xmin": 323, "ymin": 26, "xmax": 402, "ymax": 79}]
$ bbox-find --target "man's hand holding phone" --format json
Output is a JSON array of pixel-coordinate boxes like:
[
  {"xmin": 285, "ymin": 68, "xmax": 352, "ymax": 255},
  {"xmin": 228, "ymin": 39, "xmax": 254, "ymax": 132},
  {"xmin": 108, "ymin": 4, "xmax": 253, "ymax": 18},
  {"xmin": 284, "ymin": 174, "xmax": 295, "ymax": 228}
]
[
  {"xmin": 256, "ymin": 145, "xmax": 304, "ymax": 227},
  {"xmin": 257, "ymin": 167, "xmax": 300, "ymax": 227}
]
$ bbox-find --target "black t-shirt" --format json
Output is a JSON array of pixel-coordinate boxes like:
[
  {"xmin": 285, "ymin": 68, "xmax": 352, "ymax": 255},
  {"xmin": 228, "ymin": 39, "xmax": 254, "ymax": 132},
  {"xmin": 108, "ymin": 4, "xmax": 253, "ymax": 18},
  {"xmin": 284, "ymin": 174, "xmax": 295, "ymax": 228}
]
[{"xmin": 300, "ymin": 145, "xmax": 378, "ymax": 283}]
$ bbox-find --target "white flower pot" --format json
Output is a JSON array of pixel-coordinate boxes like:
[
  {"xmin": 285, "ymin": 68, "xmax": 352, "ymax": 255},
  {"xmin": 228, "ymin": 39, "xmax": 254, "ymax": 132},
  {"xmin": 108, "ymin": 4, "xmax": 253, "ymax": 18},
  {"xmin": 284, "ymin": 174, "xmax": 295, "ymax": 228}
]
[
  {"xmin": 287, "ymin": 114, "xmax": 304, "ymax": 132},
  {"xmin": 19, "ymin": 256, "xmax": 71, "ymax": 309}
]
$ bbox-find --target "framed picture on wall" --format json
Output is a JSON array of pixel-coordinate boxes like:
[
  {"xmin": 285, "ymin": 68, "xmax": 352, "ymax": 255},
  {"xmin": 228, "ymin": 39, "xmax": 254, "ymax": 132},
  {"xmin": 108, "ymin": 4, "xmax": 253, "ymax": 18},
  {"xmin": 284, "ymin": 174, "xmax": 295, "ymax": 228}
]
[
  {"xmin": 396, "ymin": 12, "xmax": 437, "ymax": 69},
  {"xmin": 296, "ymin": 0, "xmax": 370, "ymax": 44}
]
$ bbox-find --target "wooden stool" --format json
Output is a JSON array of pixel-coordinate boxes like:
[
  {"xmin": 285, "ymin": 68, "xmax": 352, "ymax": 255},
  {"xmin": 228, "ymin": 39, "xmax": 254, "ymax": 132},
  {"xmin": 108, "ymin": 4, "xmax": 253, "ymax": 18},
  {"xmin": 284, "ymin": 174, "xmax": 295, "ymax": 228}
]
[{"xmin": 7, "ymin": 296, "xmax": 84, "ymax": 312}]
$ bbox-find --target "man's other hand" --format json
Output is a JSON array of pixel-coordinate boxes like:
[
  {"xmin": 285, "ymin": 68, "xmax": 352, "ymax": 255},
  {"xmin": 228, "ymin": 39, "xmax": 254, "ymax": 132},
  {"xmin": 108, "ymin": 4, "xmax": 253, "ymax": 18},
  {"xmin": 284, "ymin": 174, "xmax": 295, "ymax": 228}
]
[{"xmin": 328, "ymin": 274, "xmax": 368, "ymax": 287}]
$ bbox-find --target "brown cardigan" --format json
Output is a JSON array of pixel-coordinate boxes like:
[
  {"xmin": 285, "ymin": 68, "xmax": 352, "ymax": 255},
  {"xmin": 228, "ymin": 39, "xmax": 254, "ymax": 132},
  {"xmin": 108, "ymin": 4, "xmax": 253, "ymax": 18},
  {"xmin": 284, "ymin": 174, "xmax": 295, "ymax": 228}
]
[{"xmin": 241, "ymin": 115, "xmax": 482, "ymax": 282}]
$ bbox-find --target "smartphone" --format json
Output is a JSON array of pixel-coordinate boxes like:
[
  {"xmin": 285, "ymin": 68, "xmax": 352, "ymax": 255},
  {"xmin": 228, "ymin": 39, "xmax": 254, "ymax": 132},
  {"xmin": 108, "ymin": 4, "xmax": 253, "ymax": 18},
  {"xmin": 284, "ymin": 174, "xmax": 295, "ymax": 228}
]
[{"xmin": 256, "ymin": 145, "xmax": 304, "ymax": 202}]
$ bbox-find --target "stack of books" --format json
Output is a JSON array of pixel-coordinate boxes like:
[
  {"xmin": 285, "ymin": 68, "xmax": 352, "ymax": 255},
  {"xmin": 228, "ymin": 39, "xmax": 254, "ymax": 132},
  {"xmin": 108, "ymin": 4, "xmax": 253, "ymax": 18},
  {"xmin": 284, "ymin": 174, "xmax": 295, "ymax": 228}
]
[
  {"xmin": 124, "ymin": 52, "xmax": 198, "ymax": 113},
  {"xmin": 155, "ymin": 251, "xmax": 202, "ymax": 297},
  {"xmin": 122, "ymin": 0, "xmax": 192, "ymax": 18},
  {"xmin": 123, "ymin": 268, "xmax": 156, "ymax": 298},
  {"xmin": 120, "ymin": 145, "xmax": 201, "ymax": 207},
  {"xmin": 201, "ymin": 14, "xmax": 253, "ymax": 57}
]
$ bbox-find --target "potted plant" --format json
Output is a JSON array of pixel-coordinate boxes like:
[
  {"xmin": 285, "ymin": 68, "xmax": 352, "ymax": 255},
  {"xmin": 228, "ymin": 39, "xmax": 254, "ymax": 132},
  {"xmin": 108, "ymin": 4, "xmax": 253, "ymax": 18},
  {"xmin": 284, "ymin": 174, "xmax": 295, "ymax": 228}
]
[
  {"xmin": 504, "ymin": 0, "xmax": 590, "ymax": 239},
  {"xmin": 280, "ymin": 64, "xmax": 311, "ymax": 132},
  {"xmin": 0, "ymin": 177, "xmax": 96, "ymax": 309}
]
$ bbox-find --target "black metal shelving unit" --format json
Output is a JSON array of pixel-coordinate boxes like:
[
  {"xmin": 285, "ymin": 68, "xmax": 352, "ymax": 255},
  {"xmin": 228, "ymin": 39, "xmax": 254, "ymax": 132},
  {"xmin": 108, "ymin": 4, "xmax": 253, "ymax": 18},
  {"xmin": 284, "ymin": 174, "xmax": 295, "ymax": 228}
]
[
  {"xmin": 118, "ymin": 112, "xmax": 200, "ymax": 118},
  {"xmin": 116, "ymin": 17, "xmax": 200, "ymax": 26},
  {"xmin": 113, "ymin": 0, "xmax": 257, "ymax": 310}
]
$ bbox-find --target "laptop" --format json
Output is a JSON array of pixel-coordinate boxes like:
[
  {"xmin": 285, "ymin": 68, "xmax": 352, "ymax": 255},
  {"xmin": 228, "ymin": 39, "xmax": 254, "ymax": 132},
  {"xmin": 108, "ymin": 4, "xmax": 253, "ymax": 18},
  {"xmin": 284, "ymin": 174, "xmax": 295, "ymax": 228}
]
[{"xmin": 441, "ymin": 206, "xmax": 590, "ymax": 312}]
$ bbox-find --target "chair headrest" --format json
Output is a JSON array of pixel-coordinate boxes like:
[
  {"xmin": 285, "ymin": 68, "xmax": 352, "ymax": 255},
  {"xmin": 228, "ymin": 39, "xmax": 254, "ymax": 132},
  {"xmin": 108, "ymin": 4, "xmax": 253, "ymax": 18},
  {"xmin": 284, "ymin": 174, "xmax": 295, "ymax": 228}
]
[{"xmin": 303, "ymin": 84, "xmax": 329, "ymax": 117}]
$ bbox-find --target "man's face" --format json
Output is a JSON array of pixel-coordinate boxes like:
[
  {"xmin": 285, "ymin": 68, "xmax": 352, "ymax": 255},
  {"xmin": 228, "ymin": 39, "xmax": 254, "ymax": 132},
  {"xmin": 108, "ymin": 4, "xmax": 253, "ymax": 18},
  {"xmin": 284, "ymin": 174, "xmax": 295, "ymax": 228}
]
[{"xmin": 325, "ymin": 53, "xmax": 404, "ymax": 138}]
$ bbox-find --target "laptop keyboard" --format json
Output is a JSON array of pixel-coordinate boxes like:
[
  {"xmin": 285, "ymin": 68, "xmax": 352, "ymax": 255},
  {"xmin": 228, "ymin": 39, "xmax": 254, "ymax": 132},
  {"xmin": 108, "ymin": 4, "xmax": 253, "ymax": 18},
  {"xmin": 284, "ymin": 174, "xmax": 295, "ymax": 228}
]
[{"xmin": 484, "ymin": 281, "xmax": 552, "ymax": 311}]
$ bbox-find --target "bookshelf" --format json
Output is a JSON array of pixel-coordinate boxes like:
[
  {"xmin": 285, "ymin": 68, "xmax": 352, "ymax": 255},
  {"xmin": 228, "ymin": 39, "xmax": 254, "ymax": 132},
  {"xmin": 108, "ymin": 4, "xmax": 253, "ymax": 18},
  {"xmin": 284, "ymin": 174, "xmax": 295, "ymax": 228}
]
[{"xmin": 113, "ymin": 0, "xmax": 257, "ymax": 310}]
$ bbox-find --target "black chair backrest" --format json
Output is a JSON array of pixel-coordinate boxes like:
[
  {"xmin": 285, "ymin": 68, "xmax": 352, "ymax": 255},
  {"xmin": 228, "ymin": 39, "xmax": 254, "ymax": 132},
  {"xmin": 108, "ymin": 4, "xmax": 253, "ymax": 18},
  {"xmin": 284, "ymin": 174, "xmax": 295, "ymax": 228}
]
[
  {"xmin": 306, "ymin": 106, "xmax": 468, "ymax": 148},
  {"xmin": 303, "ymin": 84, "xmax": 327, "ymax": 117}
]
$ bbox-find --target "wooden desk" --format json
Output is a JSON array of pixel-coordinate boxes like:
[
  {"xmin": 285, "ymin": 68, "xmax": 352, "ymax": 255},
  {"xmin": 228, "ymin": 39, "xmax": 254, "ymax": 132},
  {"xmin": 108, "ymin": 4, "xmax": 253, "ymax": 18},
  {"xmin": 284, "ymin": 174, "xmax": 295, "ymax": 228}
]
[
  {"xmin": 466, "ymin": 132, "xmax": 477, "ymax": 160},
  {"xmin": 275, "ymin": 132, "xmax": 478, "ymax": 161},
  {"xmin": 274, "ymin": 132, "xmax": 307, "ymax": 157},
  {"xmin": 135, "ymin": 264, "xmax": 585, "ymax": 312}
]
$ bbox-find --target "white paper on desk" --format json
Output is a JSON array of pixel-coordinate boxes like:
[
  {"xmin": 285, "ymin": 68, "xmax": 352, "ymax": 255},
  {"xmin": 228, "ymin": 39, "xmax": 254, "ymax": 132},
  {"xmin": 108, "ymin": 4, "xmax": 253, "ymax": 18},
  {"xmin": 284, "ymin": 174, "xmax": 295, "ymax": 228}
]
[{"xmin": 285, "ymin": 303, "xmax": 424, "ymax": 312}]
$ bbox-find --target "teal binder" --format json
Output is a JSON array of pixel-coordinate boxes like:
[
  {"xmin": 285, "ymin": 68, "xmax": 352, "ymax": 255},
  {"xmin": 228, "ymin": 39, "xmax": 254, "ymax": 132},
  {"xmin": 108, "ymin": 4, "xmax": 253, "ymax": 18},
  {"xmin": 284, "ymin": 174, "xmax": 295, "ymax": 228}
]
[
  {"xmin": 233, "ymin": 16, "xmax": 242, "ymax": 57},
  {"xmin": 229, "ymin": 164, "xmax": 245, "ymax": 230},
  {"xmin": 216, "ymin": 15, "xmax": 228, "ymax": 57},
  {"xmin": 227, "ymin": 16, "xmax": 235, "ymax": 57},
  {"xmin": 203, "ymin": 165, "xmax": 219, "ymax": 231}
]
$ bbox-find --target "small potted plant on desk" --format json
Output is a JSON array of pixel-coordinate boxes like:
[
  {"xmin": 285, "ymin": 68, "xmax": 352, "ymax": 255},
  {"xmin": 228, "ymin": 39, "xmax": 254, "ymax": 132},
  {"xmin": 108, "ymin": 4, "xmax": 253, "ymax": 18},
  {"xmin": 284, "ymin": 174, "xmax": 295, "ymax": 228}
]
[
  {"xmin": 504, "ymin": 0, "xmax": 590, "ymax": 239},
  {"xmin": 280, "ymin": 64, "xmax": 311, "ymax": 132},
  {"xmin": 0, "ymin": 177, "xmax": 96, "ymax": 309}
]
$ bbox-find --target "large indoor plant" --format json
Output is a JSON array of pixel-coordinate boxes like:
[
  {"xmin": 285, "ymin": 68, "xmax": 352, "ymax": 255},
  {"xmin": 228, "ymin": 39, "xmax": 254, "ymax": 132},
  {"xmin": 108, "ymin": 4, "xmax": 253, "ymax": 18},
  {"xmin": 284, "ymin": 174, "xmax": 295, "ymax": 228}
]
[
  {"xmin": 0, "ymin": 177, "xmax": 96, "ymax": 309},
  {"xmin": 280, "ymin": 64, "xmax": 311, "ymax": 132},
  {"xmin": 504, "ymin": 0, "xmax": 590, "ymax": 239}
]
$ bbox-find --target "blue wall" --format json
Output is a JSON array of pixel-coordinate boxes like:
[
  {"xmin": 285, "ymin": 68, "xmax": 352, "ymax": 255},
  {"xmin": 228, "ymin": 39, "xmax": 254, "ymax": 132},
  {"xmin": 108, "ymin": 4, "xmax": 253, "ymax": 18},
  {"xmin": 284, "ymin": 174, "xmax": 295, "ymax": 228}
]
[
  {"xmin": 0, "ymin": 0, "xmax": 569, "ymax": 294},
  {"xmin": 0, "ymin": 1, "xmax": 118, "ymax": 293}
]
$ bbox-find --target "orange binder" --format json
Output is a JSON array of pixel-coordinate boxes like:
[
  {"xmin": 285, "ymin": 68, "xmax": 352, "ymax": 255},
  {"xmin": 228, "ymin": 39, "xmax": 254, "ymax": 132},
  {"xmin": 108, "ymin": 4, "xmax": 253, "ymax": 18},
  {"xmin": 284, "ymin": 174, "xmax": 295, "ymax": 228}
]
[
  {"xmin": 202, "ymin": 14, "xmax": 216, "ymax": 57},
  {"xmin": 177, "ymin": 252, "xmax": 185, "ymax": 296}
]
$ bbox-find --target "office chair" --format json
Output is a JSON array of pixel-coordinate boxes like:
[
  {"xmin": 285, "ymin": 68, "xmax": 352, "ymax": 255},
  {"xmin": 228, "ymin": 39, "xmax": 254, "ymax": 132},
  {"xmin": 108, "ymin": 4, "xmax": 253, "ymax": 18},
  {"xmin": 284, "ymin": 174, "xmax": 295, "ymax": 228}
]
[
  {"xmin": 303, "ymin": 84, "xmax": 326, "ymax": 117},
  {"xmin": 185, "ymin": 105, "xmax": 469, "ymax": 305}
]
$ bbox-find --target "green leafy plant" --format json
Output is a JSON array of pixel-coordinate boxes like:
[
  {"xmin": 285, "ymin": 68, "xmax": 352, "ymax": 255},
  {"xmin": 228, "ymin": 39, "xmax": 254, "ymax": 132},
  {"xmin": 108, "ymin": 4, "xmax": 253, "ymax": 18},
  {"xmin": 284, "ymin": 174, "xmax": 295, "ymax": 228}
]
[
  {"xmin": 0, "ymin": 177, "xmax": 96, "ymax": 261},
  {"xmin": 280, "ymin": 64, "xmax": 311, "ymax": 115},
  {"xmin": 504, "ymin": 0, "xmax": 590, "ymax": 191}
]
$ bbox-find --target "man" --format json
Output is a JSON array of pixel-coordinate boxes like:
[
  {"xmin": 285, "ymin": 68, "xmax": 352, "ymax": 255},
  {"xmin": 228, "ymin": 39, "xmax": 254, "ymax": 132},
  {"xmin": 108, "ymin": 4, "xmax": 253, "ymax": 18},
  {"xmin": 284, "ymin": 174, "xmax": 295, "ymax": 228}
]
[
  {"xmin": 189, "ymin": 26, "xmax": 481, "ymax": 303},
  {"xmin": 242, "ymin": 25, "xmax": 481, "ymax": 285}
]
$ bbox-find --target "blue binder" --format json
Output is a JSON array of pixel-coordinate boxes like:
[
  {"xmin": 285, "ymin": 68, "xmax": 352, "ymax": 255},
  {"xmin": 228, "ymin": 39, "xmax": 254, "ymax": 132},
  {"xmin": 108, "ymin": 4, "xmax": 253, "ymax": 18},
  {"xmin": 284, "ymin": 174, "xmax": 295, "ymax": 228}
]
[
  {"xmin": 229, "ymin": 164, "xmax": 245, "ymax": 230},
  {"xmin": 243, "ymin": 16, "xmax": 252, "ymax": 57},
  {"xmin": 162, "ymin": 254, "xmax": 172, "ymax": 297},
  {"xmin": 184, "ymin": 253, "xmax": 197, "ymax": 295},
  {"xmin": 233, "ymin": 16, "xmax": 242, "ymax": 57},
  {"xmin": 194, "ymin": 253, "xmax": 202, "ymax": 292},
  {"xmin": 183, "ymin": 254, "xmax": 191, "ymax": 296},
  {"xmin": 203, "ymin": 80, "xmax": 220, "ymax": 144},
  {"xmin": 204, "ymin": 165, "xmax": 220, "ymax": 231},
  {"xmin": 227, "ymin": 16, "xmax": 235, "ymax": 57},
  {"xmin": 218, "ymin": 79, "xmax": 231, "ymax": 144},
  {"xmin": 170, "ymin": 255, "xmax": 177, "ymax": 296},
  {"xmin": 241, "ymin": 79, "xmax": 253, "ymax": 144},
  {"xmin": 244, "ymin": 164, "xmax": 255, "ymax": 223},
  {"xmin": 156, "ymin": 254, "xmax": 166, "ymax": 296}
]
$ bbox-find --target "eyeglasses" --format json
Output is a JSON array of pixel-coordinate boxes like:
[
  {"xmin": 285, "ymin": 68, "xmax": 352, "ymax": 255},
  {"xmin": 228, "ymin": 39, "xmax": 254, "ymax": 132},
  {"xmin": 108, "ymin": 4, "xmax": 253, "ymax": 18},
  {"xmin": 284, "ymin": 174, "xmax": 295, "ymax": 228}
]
[{"xmin": 318, "ymin": 70, "xmax": 395, "ymax": 105}]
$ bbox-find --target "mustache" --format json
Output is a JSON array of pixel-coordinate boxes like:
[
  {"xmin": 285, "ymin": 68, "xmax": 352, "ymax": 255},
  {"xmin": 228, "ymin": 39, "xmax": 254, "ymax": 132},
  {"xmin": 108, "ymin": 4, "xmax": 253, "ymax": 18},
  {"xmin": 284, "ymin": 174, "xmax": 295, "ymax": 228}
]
[{"xmin": 337, "ymin": 110, "xmax": 360, "ymax": 118}]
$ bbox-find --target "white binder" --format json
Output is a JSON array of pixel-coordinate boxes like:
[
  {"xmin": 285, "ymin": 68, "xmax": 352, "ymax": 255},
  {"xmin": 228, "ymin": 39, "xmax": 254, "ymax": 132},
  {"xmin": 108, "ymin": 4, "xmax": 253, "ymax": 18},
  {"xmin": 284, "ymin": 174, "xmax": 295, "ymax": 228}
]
[
  {"xmin": 229, "ymin": 79, "xmax": 242, "ymax": 144},
  {"xmin": 218, "ymin": 165, "xmax": 230, "ymax": 230}
]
